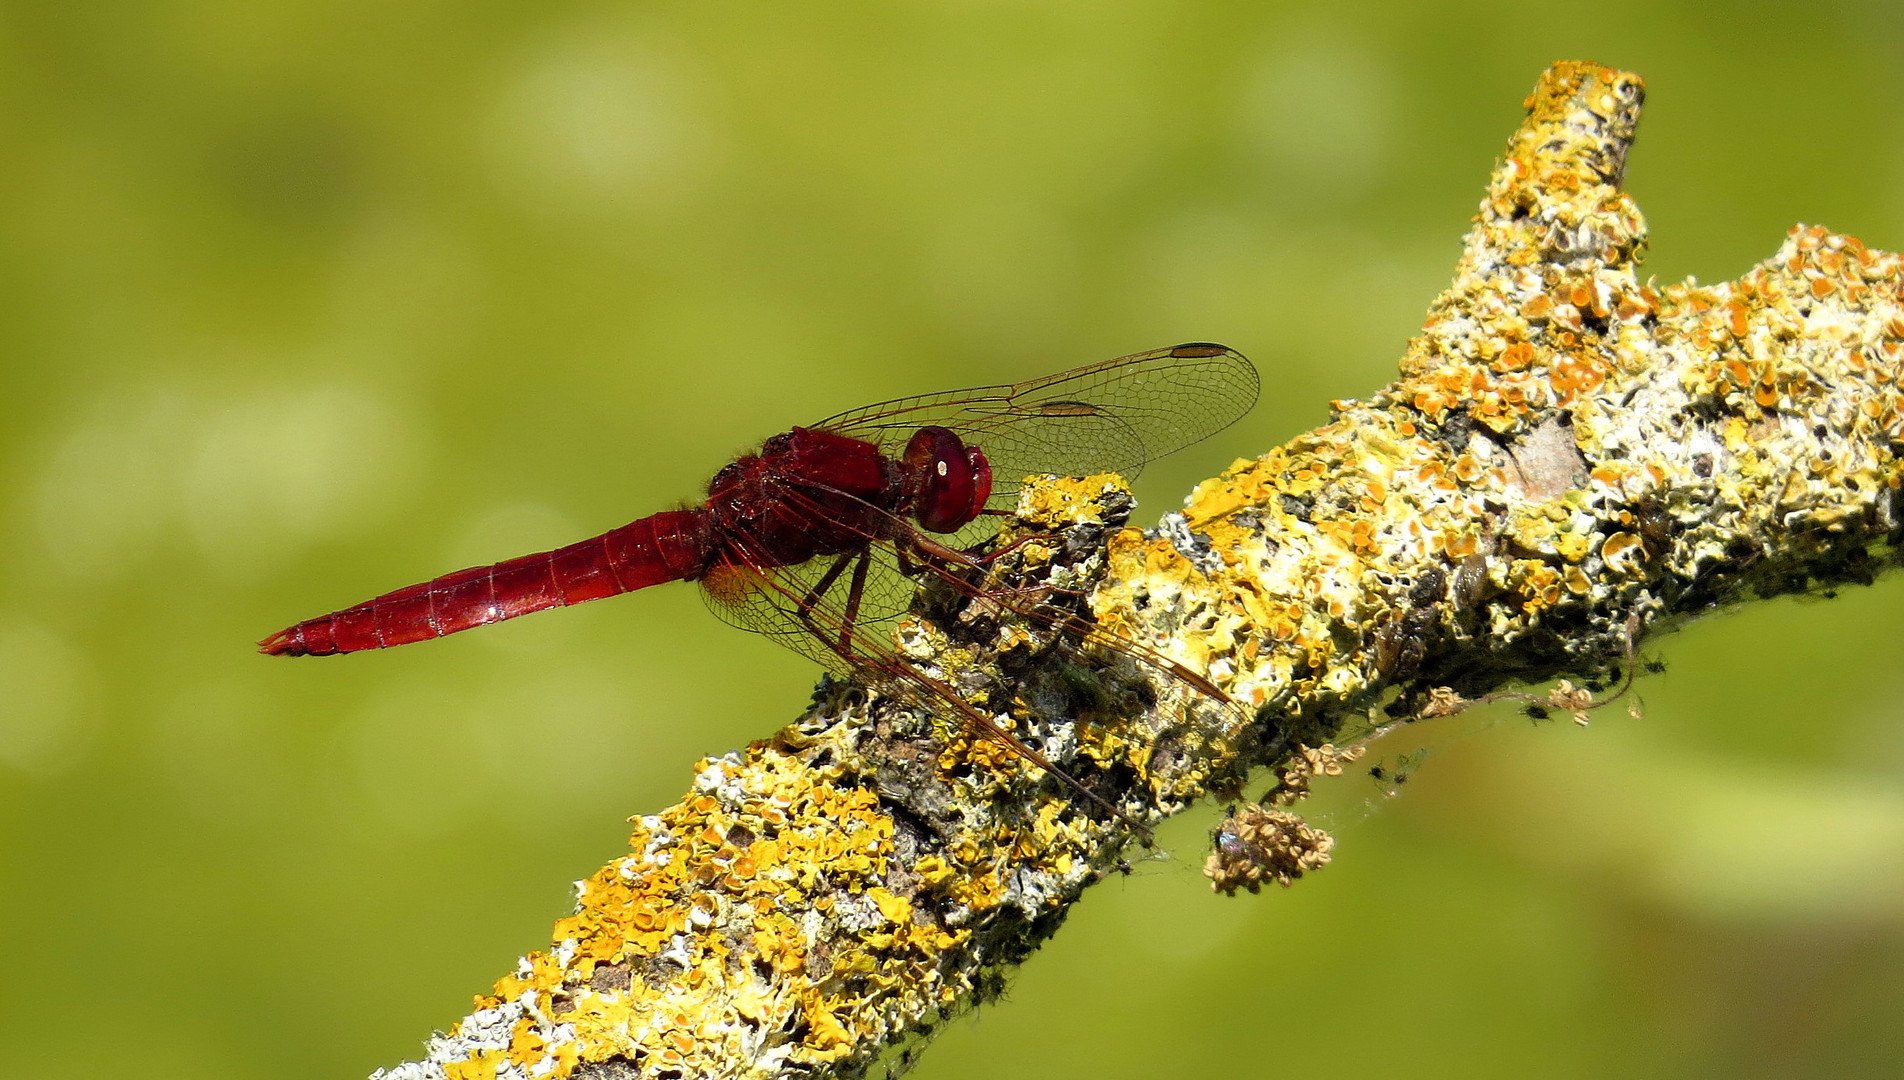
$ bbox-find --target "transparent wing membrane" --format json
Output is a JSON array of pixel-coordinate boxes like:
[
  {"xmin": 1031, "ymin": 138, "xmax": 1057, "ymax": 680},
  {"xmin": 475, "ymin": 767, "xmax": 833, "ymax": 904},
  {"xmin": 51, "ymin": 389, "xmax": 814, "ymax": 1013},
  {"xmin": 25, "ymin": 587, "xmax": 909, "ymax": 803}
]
[{"xmin": 813, "ymin": 343, "xmax": 1259, "ymax": 491}]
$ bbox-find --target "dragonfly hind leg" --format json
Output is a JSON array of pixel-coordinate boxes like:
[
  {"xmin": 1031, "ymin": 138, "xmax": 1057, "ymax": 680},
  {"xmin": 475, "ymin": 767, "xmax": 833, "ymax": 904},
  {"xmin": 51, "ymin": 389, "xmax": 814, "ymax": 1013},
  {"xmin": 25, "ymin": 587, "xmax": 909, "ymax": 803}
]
[{"xmin": 793, "ymin": 549, "xmax": 876, "ymax": 663}]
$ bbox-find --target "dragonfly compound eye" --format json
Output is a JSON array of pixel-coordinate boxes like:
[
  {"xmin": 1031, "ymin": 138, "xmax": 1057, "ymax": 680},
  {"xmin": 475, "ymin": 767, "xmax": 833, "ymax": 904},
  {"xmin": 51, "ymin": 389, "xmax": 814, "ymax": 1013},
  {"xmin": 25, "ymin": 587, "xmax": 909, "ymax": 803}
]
[{"xmin": 905, "ymin": 425, "xmax": 989, "ymax": 534}]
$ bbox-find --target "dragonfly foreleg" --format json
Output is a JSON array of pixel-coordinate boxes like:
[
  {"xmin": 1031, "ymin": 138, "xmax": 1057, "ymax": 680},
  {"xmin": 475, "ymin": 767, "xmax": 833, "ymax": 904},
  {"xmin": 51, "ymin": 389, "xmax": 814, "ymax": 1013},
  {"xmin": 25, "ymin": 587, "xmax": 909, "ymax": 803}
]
[{"xmin": 908, "ymin": 532, "xmax": 986, "ymax": 569}]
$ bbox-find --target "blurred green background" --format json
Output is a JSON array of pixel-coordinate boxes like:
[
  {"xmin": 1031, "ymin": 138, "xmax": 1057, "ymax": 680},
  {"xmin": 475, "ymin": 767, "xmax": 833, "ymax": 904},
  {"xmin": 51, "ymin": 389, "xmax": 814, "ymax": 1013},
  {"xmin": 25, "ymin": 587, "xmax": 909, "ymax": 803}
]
[{"xmin": 4, "ymin": 2, "xmax": 1904, "ymax": 1077}]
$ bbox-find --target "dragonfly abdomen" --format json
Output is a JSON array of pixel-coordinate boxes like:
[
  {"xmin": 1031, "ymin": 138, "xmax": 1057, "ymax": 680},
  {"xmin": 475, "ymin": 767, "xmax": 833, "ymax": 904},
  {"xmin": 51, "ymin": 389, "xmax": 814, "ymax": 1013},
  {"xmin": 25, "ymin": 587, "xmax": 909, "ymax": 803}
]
[{"xmin": 258, "ymin": 510, "xmax": 713, "ymax": 656}]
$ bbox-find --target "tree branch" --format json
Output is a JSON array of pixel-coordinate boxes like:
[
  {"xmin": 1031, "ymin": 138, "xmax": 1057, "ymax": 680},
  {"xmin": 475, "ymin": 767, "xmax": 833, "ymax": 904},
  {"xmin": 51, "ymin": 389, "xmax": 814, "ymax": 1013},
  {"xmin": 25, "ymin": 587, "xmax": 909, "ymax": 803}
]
[{"xmin": 372, "ymin": 60, "xmax": 1904, "ymax": 1080}]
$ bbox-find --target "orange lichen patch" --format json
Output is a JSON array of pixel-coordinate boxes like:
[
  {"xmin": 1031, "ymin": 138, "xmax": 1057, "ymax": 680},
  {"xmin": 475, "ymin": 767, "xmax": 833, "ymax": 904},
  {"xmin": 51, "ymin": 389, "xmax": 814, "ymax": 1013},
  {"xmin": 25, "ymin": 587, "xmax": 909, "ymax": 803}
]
[
  {"xmin": 1182, "ymin": 467, "xmax": 1263, "ymax": 523},
  {"xmin": 938, "ymin": 713, "xmax": 1030, "ymax": 777},
  {"xmin": 1599, "ymin": 531, "xmax": 1644, "ymax": 573},
  {"xmin": 1550, "ymin": 352, "xmax": 1608, "ymax": 402},
  {"xmin": 1505, "ymin": 499, "xmax": 1595, "ymax": 563},
  {"xmin": 1507, "ymin": 560, "xmax": 1565, "ymax": 612},
  {"xmin": 1495, "ymin": 341, "xmax": 1538, "ymax": 371},
  {"xmin": 506, "ymin": 1019, "xmax": 546, "ymax": 1071},
  {"xmin": 1316, "ymin": 517, "xmax": 1380, "ymax": 555},
  {"xmin": 1013, "ymin": 473, "xmax": 1128, "ymax": 529},
  {"xmin": 1430, "ymin": 528, "xmax": 1480, "ymax": 560},
  {"xmin": 1588, "ymin": 461, "xmax": 1640, "ymax": 492},
  {"xmin": 943, "ymin": 853, "xmax": 1010, "ymax": 912},
  {"xmin": 1105, "ymin": 524, "xmax": 1192, "ymax": 583},
  {"xmin": 752, "ymin": 918, "xmax": 805, "ymax": 975},
  {"xmin": 799, "ymin": 993, "xmax": 856, "ymax": 1059},
  {"xmin": 1183, "ymin": 444, "xmax": 1346, "ymax": 530},
  {"xmin": 443, "ymin": 1050, "xmax": 507, "ymax": 1080}
]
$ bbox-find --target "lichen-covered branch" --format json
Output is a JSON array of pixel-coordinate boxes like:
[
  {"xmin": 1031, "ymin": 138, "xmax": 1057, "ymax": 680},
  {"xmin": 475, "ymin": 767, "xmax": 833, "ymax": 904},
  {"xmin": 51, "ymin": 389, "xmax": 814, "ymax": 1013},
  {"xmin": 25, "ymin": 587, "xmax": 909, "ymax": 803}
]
[{"xmin": 374, "ymin": 61, "xmax": 1904, "ymax": 1080}]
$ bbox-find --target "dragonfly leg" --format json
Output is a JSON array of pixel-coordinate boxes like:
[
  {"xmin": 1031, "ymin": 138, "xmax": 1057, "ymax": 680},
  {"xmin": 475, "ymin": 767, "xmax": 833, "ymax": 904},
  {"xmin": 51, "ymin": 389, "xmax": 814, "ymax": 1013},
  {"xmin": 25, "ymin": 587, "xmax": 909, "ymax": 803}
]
[
  {"xmin": 796, "ymin": 552, "xmax": 855, "ymax": 621},
  {"xmin": 908, "ymin": 532, "xmax": 985, "ymax": 569},
  {"xmin": 833, "ymin": 549, "xmax": 872, "ymax": 655},
  {"xmin": 969, "ymin": 530, "xmax": 1059, "ymax": 566},
  {"xmin": 910, "ymin": 527, "xmax": 1063, "ymax": 575},
  {"xmin": 894, "ymin": 544, "xmax": 919, "ymax": 577},
  {"xmin": 791, "ymin": 550, "xmax": 877, "ymax": 665},
  {"xmin": 894, "ymin": 529, "xmax": 1059, "ymax": 612}
]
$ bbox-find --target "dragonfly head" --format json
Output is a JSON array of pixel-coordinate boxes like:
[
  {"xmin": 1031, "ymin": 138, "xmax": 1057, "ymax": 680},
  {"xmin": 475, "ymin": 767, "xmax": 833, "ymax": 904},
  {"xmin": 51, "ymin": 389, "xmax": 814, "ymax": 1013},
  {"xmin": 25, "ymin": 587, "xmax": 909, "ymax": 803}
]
[{"xmin": 903, "ymin": 426, "xmax": 993, "ymax": 534}]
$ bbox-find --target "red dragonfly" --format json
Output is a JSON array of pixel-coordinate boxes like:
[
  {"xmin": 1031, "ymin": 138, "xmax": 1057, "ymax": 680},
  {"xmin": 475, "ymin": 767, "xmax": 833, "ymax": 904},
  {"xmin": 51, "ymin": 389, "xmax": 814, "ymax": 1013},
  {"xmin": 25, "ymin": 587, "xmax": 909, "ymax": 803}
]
[{"xmin": 262, "ymin": 344, "xmax": 1257, "ymax": 819}]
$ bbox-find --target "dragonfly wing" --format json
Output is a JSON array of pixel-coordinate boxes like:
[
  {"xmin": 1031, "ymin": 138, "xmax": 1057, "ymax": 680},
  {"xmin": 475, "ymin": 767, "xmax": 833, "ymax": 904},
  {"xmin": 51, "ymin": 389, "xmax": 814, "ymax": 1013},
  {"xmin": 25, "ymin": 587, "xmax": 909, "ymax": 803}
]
[
  {"xmin": 812, "ymin": 343, "xmax": 1258, "ymax": 489},
  {"xmin": 699, "ymin": 559, "xmax": 858, "ymax": 677}
]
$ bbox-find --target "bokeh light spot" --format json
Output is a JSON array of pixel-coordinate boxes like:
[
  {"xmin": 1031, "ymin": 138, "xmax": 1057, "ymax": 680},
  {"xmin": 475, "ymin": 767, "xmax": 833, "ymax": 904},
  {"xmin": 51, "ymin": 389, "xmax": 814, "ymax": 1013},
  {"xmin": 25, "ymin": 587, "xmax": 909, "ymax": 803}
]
[
  {"xmin": 487, "ymin": 21, "xmax": 725, "ymax": 215},
  {"xmin": 0, "ymin": 615, "xmax": 94, "ymax": 774},
  {"xmin": 1236, "ymin": 34, "xmax": 1391, "ymax": 203},
  {"xmin": 187, "ymin": 381, "xmax": 421, "ymax": 582}
]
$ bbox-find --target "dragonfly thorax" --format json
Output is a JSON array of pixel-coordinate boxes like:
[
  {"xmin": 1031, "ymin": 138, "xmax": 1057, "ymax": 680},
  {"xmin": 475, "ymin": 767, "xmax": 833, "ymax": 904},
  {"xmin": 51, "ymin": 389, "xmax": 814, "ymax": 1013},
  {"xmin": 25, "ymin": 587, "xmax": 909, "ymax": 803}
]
[{"xmin": 704, "ymin": 427, "xmax": 902, "ymax": 568}]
